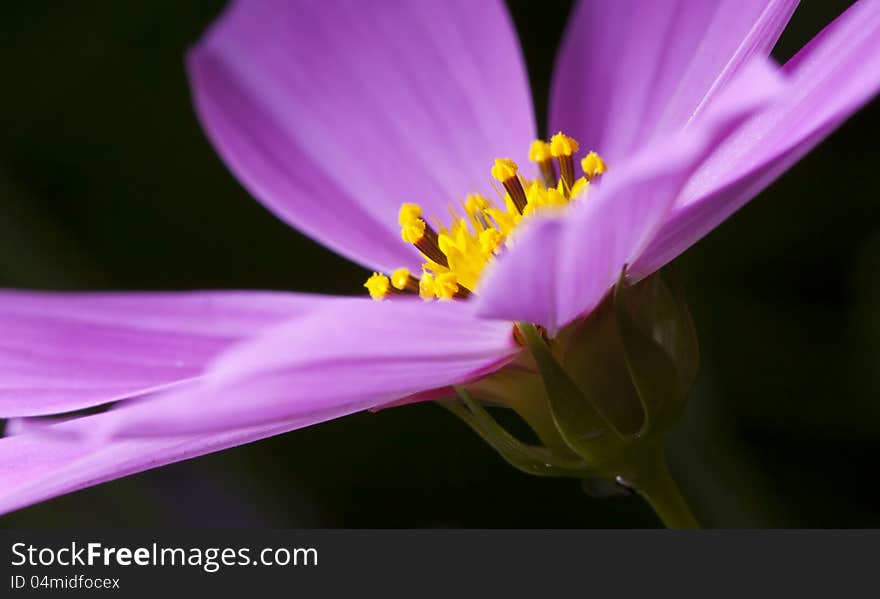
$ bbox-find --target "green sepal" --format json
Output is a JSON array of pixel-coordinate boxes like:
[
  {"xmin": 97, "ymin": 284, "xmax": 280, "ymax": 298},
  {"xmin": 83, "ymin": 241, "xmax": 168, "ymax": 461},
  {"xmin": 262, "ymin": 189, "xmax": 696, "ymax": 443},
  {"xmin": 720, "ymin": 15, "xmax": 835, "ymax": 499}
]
[
  {"xmin": 516, "ymin": 322, "xmax": 623, "ymax": 465},
  {"xmin": 630, "ymin": 271, "xmax": 700, "ymax": 395},
  {"xmin": 614, "ymin": 269, "xmax": 687, "ymax": 434},
  {"xmin": 439, "ymin": 387, "xmax": 592, "ymax": 478}
]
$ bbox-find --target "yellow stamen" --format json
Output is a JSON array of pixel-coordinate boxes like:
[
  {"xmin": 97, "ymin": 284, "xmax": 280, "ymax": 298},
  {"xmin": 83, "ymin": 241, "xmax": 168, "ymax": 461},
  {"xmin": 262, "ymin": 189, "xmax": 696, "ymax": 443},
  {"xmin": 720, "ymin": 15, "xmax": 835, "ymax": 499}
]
[
  {"xmin": 364, "ymin": 273, "xmax": 390, "ymax": 300},
  {"xmin": 401, "ymin": 218, "xmax": 426, "ymax": 244},
  {"xmin": 529, "ymin": 139, "xmax": 557, "ymax": 187},
  {"xmin": 528, "ymin": 140, "xmax": 553, "ymax": 163},
  {"xmin": 401, "ymin": 215, "xmax": 448, "ymax": 267},
  {"xmin": 491, "ymin": 158, "xmax": 527, "ymax": 213},
  {"xmin": 581, "ymin": 151, "xmax": 606, "ymax": 180},
  {"xmin": 549, "ymin": 133, "xmax": 580, "ymax": 193},
  {"xmin": 391, "ymin": 268, "xmax": 413, "ymax": 291},
  {"xmin": 368, "ymin": 133, "xmax": 602, "ymax": 302},
  {"xmin": 399, "ymin": 203, "xmax": 422, "ymax": 226},
  {"xmin": 490, "ymin": 158, "xmax": 518, "ymax": 182},
  {"xmin": 549, "ymin": 132, "xmax": 579, "ymax": 157}
]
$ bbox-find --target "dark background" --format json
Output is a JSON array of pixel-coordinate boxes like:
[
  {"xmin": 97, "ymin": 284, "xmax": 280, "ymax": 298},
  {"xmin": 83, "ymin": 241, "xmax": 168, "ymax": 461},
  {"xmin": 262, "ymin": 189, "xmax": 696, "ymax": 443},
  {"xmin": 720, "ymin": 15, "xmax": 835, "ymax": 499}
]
[{"xmin": 0, "ymin": 1, "xmax": 877, "ymax": 527}]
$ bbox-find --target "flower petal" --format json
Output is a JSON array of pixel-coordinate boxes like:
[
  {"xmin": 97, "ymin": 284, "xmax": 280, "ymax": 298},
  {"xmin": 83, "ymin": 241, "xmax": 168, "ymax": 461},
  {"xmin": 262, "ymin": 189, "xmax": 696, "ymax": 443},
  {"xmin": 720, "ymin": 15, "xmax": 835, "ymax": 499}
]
[
  {"xmin": 102, "ymin": 298, "xmax": 518, "ymax": 436},
  {"xmin": 188, "ymin": 0, "xmax": 536, "ymax": 273},
  {"xmin": 550, "ymin": 0, "xmax": 798, "ymax": 162},
  {"xmin": 476, "ymin": 59, "xmax": 785, "ymax": 332},
  {"xmin": 633, "ymin": 0, "xmax": 880, "ymax": 277},
  {"xmin": 0, "ymin": 406, "xmax": 354, "ymax": 516},
  {"xmin": 0, "ymin": 290, "xmax": 335, "ymax": 418}
]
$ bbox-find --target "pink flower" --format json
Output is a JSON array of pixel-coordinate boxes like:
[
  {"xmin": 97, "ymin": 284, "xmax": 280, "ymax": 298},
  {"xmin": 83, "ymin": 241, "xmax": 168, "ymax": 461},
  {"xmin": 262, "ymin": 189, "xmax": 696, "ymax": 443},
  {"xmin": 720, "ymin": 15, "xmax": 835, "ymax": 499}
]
[{"xmin": 0, "ymin": 0, "xmax": 877, "ymax": 515}]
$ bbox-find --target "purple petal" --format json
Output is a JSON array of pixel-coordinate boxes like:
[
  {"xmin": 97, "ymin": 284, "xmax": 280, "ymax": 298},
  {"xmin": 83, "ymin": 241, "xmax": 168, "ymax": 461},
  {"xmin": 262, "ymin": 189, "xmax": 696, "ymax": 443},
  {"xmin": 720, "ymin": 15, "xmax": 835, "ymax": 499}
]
[
  {"xmin": 633, "ymin": 0, "xmax": 880, "ymax": 277},
  {"xmin": 0, "ymin": 290, "xmax": 337, "ymax": 418},
  {"xmin": 102, "ymin": 298, "xmax": 518, "ymax": 436},
  {"xmin": 550, "ymin": 0, "xmax": 797, "ymax": 163},
  {"xmin": 476, "ymin": 59, "xmax": 785, "ymax": 332},
  {"xmin": 188, "ymin": 0, "xmax": 536, "ymax": 273},
  {"xmin": 0, "ymin": 405, "xmax": 356, "ymax": 516}
]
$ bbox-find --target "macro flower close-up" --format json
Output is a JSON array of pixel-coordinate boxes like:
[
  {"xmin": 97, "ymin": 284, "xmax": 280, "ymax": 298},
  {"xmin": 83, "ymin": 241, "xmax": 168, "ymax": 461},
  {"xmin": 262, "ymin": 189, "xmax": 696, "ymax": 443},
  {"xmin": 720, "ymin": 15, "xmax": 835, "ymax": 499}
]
[{"xmin": 0, "ymin": 0, "xmax": 878, "ymax": 528}]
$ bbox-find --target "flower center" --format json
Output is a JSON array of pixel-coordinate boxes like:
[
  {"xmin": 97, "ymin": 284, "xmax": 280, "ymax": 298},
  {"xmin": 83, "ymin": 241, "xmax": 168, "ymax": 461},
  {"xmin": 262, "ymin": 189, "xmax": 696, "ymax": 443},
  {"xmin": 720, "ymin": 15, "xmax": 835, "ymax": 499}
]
[{"xmin": 364, "ymin": 132, "xmax": 606, "ymax": 300}]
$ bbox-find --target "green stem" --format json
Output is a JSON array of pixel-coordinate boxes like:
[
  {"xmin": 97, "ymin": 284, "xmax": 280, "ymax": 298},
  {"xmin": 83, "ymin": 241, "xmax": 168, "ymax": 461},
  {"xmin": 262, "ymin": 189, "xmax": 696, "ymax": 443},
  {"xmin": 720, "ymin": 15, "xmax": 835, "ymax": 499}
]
[{"xmin": 622, "ymin": 443, "xmax": 699, "ymax": 529}]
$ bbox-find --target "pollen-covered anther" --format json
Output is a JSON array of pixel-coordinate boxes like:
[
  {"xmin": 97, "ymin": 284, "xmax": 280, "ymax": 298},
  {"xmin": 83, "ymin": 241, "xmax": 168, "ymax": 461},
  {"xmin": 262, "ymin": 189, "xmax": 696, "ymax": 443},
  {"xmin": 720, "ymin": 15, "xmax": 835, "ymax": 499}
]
[
  {"xmin": 391, "ymin": 267, "xmax": 420, "ymax": 293},
  {"xmin": 364, "ymin": 272, "xmax": 391, "ymax": 300},
  {"xmin": 490, "ymin": 158, "xmax": 528, "ymax": 214},
  {"xmin": 400, "ymin": 218, "xmax": 426, "ymax": 244},
  {"xmin": 398, "ymin": 202, "xmax": 422, "ymax": 226},
  {"xmin": 529, "ymin": 140, "xmax": 557, "ymax": 187},
  {"xmin": 581, "ymin": 151, "xmax": 606, "ymax": 181},
  {"xmin": 365, "ymin": 268, "xmax": 423, "ymax": 301},
  {"xmin": 399, "ymin": 204, "xmax": 449, "ymax": 268},
  {"xmin": 550, "ymin": 132, "xmax": 580, "ymax": 192}
]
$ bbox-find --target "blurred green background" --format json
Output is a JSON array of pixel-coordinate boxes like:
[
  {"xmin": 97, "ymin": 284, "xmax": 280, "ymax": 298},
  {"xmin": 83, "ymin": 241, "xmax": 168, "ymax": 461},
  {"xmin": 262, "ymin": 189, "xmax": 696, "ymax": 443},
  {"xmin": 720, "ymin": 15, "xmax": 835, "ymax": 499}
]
[{"xmin": 0, "ymin": 1, "xmax": 877, "ymax": 527}]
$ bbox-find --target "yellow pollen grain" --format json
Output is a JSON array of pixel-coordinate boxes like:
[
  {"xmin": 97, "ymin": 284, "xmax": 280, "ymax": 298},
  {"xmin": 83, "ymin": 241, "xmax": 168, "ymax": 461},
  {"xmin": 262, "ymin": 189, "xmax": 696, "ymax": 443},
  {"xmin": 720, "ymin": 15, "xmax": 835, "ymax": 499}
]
[
  {"xmin": 364, "ymin": 272, "xmax": 390, "ymax": 300},
  {"xmin": 401, "ymin": 218, "xmax": 426, "ymax": 243},
  {"xmin": 391, "ymin": 268, "xmax": 411, "ymax": 290},
  {"xmin": 398, "ymin": 203, "xmax": 422, "ymax": 226},
  {"xmin": 550, "ymin": 132, "xmax": 579, "ymax": 157},
  {"xmin": 581, "ymin": 151, "xmax": 606, "ymax": 179},
  {"xmin": 528, "ymin": 140, "xmax": 553, "ymax": 163},
  {"xmin": 490, "ymin": 158, "xmax": 518, "ymax": 182}
]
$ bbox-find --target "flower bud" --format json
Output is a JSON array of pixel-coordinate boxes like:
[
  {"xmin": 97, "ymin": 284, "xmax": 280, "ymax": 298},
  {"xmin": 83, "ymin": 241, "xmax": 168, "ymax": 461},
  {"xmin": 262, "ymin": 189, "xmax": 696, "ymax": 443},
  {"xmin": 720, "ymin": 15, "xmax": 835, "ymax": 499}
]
[
  {"xmin": 446, "ymin": 271, "xmax": 698, "ymax": 479},
  {"xmin": 555, "ymin": 271, "xmax": 698, "ymax": 441},
  {"xmin": 442, "ymin": 271, "xmax": 700, "ymax": 527}
]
